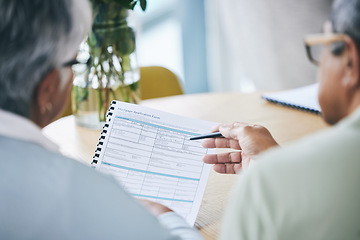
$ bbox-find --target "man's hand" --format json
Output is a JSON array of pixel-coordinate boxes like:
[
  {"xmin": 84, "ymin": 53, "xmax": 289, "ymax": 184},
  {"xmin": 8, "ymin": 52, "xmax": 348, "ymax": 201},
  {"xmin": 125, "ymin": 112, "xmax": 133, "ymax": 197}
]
[
  {"xmin": 202, "ymin": 122, "xmax": 279, "ymax": 174},
  {"xmin": 138, "ymin": 199, "xmax": 173, "ymax": 216}
]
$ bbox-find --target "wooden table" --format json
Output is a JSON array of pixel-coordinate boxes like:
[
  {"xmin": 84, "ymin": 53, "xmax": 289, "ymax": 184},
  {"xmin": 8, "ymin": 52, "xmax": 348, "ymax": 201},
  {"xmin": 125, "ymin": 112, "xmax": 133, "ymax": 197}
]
[{"xmin": 43, "ymin": 92, "xmax": 328, "ymax": 239}]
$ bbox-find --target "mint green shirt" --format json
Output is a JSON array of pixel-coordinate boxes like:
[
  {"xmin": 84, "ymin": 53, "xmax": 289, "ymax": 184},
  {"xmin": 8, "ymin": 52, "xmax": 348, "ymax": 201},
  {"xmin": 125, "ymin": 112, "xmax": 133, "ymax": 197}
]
[{"xmin": 220, "ymin": 108, "xmax": 360, "ymax": 240}]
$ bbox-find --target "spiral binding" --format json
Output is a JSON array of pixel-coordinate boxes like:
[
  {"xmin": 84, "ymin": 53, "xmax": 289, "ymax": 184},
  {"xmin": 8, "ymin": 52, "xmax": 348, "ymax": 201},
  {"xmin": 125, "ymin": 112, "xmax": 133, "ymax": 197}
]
[
  {"xmin": 261, "ymin": 96, "xmax": 320, "ymax": 115},
  {"xmin": 91, "ymin": 101, "xmax": 117, "ymax": 167}
]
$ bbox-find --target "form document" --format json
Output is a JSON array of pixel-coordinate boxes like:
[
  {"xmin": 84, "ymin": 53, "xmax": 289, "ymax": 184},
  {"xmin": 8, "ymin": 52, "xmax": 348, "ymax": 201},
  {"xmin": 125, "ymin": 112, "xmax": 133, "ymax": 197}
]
[{"xmin": 92, "ymin": 101, "xmax": 215, "ymax": 225}]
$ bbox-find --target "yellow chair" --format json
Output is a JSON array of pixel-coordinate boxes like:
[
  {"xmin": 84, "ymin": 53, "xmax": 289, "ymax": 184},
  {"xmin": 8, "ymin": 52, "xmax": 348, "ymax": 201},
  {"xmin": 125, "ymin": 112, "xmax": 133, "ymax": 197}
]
[
  {"xmin": 58, "ymin": 66, "xmax": 183, "ymax": 118},
  {"xmin": 140, "ymin": 66, "xmax": 183, "ymax": 100}
]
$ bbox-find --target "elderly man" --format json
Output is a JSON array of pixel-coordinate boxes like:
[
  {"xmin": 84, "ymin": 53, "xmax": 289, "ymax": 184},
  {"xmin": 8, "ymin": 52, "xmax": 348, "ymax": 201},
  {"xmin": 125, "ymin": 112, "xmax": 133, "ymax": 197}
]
[
  {"xmin": 0, "ymin": 0, "xmax": 202, "ymax": 239},
  {"xmin": 202, "ymin": 0, "xmax": 360, "ymax": 239}
]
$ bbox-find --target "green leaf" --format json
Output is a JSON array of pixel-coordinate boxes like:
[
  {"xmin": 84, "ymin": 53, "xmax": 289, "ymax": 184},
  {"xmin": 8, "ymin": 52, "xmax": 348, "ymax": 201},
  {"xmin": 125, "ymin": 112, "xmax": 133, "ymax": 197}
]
[
  {"xmin": 90, "ymin": 0, "xmax": 147, "ymax": 11},
  {"xmin": 129, "ymin": 1, "xmax": 137, "ymax": 10},
  {"xmin": 110, "ymin": 0, "xmax": 135, "ymax": 10},
  {"xmin": 140, "ymin": 0, "xmax": 147, "ymax": 11}
]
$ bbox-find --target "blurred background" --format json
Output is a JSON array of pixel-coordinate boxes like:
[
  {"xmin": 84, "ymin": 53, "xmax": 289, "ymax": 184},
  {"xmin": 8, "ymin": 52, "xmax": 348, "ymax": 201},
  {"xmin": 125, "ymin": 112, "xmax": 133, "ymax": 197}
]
[{"xmin": 135, "ymin": 0, "xmax": 333, "ymax": 94}]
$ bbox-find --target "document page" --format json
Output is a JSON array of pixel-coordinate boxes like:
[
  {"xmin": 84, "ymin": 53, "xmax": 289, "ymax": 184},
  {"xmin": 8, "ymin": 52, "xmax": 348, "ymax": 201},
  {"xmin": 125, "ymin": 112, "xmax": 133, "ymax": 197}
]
[{"xmin": 93, "ymin": 101, "xmax": 216, "ymax": 225}]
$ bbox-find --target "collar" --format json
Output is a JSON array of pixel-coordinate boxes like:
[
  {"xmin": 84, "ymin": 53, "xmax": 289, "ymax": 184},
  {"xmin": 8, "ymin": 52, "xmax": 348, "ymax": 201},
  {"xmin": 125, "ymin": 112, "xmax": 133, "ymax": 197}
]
[
  {"xmin": 0, "ymin": 109, "xmax": 60, "ymax": 153},
  {"xmin": 338, "ymin": 105, "xmax": 360, "ymax": 128}
]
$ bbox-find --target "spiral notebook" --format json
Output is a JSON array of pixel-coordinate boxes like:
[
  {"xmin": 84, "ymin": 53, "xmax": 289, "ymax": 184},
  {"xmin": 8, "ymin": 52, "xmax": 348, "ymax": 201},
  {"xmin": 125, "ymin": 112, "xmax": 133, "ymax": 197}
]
[
  {"xmin": 92, "ymin": 100, "xmax": 216, "ymax": 226},
  {"xmin": 261, "ymin": 83, "xmax": 321, "ymax": 114}
]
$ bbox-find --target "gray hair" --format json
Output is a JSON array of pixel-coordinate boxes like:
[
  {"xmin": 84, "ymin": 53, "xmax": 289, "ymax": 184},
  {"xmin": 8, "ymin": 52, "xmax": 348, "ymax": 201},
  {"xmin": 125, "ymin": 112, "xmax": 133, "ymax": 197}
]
[
  {"xmin": 331, "ymin": 0, "xmax": 360, "ymax": 51},
  {"xmin": 0, "ymin": 0, "xmax": 92, "ymax": 117}
]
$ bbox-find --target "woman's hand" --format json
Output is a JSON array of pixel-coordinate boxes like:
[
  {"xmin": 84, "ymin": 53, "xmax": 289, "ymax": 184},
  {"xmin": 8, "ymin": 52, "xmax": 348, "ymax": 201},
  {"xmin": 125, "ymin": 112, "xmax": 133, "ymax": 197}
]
[
  {"xmin": 202, "ymin": 122, "xmax": 279, "ymax": 174},
  {"xmin": 138, "ymin": 199, "xmax": 173, "ymax": 216}
]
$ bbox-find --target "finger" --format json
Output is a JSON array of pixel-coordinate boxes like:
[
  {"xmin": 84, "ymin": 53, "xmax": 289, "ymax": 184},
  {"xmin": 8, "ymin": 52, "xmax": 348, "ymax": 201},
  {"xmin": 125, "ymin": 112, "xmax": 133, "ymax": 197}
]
[
  {"xmin": 137, "ymin": 199, "xmax": 173, "ymax": 216},
  {"xmin": 213, "ymin": 164, "xmax": 237, "ymax": 174},
  {"xmin": 219, "ymin": 122, "xmax": 249, "ymax": 140},
  {"xmin": 201, "ymin": 138, "xmax": 216, "ymax": 148},
  {"xmin": 201, "ymin": 138, "xmax": 241, "ymax": 149},
  {"xmin": 233, "ymin": 163, "xmax": 243, "ymax": 174},
  {"xmin": 208, "ymin": 123, "xmax": 234, "ymax": 136},
  {"xmin": 212, "ymin": 123, "xmax": 234, "ymax": 134},
  {"xmin": 202, "ymin": 152, "xmax": 242, "ymax": 164},
  {"xmin": 211, "ymin": 123, "xmax": 235, "ymax": 133},
  {"xmin": 202, "ymin": 124, "xmax": 229, "ymax": 148},
  {"xmin": 215, "ymin": 138, "xmax": 241, "ymax": 150},
  {"xmin": 211, "ymin": 124, "xmax": 221, "ymax": 132}
]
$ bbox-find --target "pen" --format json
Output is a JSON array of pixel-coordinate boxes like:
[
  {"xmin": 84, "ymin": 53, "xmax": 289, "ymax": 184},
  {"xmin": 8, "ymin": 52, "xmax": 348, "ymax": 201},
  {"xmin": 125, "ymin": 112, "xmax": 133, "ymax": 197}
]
[{"xmin": 189, "ymin": 132, "xmax": 224, "ymax": 140}]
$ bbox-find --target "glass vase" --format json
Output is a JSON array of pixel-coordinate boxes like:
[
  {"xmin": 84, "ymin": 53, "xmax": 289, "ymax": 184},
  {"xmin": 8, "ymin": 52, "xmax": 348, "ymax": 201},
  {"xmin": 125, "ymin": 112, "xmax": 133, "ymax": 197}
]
[{"xmin": 72, "ymin": 3, "xmax": 140, "ymax": 129}]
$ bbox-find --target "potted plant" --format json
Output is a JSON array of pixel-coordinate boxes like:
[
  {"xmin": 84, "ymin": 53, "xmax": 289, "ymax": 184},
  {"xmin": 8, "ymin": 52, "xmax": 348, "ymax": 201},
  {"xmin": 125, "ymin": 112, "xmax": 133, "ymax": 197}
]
[{"xmin": 72, "ymin": 0, "xmax": 147, "ymax": 129}]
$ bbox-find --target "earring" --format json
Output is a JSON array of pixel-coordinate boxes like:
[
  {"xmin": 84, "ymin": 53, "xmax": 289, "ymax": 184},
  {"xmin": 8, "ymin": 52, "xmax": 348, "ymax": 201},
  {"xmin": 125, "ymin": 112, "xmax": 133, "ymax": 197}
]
[
  {"xmin": 40, "ymin": 103, "xmax": 53, "ymax": 114},
  {"xmin": 46, "ymin": 102, "xmax": 53, "ymax": 112}
]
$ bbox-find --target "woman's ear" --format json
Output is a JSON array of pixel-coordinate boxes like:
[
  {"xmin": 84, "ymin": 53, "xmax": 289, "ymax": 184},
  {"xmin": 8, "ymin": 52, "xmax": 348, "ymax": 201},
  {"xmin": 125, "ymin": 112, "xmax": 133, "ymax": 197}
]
[
  {"xmin": 33, "ymin": 69, "xmax": 61, "ymax": 127},
  {"xmin": 343, "ymin": 36, "xmax": 360, "ymax": 89}
]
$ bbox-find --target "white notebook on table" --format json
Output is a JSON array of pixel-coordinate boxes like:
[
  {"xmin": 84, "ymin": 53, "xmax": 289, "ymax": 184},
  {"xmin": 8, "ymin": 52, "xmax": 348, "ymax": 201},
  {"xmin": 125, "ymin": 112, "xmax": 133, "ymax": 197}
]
[{"xmin": 262, "ymin": 83, "xmax": 321, "ymax": 114}]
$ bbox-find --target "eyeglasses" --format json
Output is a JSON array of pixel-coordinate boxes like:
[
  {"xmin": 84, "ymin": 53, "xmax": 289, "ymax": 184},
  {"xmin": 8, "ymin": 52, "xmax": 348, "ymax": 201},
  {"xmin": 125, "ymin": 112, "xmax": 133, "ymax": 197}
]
[
  {"xmin": 62, "ymin": 54, "xmax": 92, "ymax": 73},
  {"xmin": 304, "ymin": 33, "xmax": 347, "ymax": 65}
]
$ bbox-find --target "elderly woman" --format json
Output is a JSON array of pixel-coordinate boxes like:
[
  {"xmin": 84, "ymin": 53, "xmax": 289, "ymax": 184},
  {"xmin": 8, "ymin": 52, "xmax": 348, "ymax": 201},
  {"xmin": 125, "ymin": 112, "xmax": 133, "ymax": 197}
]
[
  {"xmin": 0, "ymin": 0, "xmax": 202, "ymax": 239},
  {"xmin": 202, "ymin": 0, "xmax": 360, "ymax": 239}
]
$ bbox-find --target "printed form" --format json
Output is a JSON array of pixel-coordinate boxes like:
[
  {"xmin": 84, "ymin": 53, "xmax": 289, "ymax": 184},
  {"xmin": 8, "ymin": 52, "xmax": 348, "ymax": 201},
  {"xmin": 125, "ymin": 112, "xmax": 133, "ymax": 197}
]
[{"xmin": 93, "ymin": 101, "xmax": 216, "ymax": 225}]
